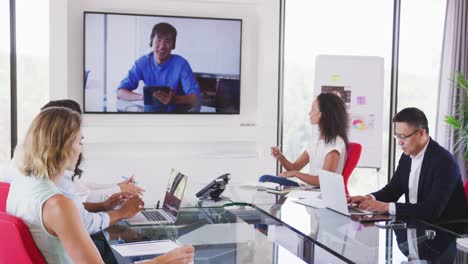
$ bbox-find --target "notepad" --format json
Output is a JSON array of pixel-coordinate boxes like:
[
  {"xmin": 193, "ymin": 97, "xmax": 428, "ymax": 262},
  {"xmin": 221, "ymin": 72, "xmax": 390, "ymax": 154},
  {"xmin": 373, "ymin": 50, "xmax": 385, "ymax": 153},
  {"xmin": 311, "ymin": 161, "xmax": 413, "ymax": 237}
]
[
  {"xmin": 111, "ymin": 240, "xmax": 181, "ymax": 257},
  {"xmin": 266, "ymin": 187, "xmax": 297, "ymax": 195}
]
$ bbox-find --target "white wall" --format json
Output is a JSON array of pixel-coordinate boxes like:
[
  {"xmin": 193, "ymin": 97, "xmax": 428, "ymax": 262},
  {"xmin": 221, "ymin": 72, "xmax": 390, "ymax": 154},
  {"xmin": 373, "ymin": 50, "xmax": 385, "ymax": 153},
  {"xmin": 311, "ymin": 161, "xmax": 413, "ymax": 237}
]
[{"xmin": 50, "ymin": 0, "xmax": 280, "ymax": 205}]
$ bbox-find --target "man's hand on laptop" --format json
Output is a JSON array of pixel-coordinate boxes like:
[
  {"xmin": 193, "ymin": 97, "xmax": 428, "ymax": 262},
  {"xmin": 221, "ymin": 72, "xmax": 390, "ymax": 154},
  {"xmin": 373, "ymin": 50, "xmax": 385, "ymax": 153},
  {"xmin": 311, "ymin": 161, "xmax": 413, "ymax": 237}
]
[
  {"xmin": 347, "ymin": 195, "xmax": 372, "ymax": 207},
  {"xmin": 103, "ymin": 192, "xmax": 131, "ymax": 210},
  {"xmin": 355, "ymin": 199, "xmax": 389, "ymax": 214},
  {"xmin": 118, "ymin": 196, "xmax": 145, "ymax": 219}
]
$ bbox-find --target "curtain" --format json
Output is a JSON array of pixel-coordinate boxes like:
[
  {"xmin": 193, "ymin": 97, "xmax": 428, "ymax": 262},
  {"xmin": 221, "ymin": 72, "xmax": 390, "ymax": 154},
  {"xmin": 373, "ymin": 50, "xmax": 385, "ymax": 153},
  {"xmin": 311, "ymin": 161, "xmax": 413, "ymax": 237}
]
[{"xmin": 435, "ymin": 0, "xmax": 468, "ymax": 181}]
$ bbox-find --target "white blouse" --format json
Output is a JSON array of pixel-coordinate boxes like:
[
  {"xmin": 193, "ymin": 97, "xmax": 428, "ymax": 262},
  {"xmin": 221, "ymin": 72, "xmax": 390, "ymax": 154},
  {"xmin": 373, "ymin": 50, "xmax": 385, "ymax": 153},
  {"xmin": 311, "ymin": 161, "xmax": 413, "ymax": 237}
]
[{"xmin": 306, "ymin": 135, "xmax": 347, "ymax": 177}]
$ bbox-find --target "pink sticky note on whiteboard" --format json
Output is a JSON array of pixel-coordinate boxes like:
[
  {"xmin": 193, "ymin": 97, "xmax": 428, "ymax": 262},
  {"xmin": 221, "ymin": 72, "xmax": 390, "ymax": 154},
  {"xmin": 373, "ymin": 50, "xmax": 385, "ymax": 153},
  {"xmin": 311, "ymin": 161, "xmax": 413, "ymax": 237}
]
[{"xmin": 356, "ymin": 96, "xmax": 366, "ymax": 105}]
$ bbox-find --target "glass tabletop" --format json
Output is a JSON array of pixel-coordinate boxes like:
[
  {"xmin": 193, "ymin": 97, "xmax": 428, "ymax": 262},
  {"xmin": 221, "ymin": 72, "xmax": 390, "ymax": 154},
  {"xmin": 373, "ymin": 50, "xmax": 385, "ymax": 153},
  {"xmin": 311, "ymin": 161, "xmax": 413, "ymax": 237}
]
[
  {"xmin": 186, "ymin": 183, "xmax": 468, "ymax": 263},
  {"xmin": 102, "ymin": 183, "xmax": 468, "ymax": 264},
  {"xmin": 252, "ymin": 198, "xmax": 467, "ymax": 264},
  {"xmin": 103, "ymin": 207, "xmax": 307, "ymax": 264}
]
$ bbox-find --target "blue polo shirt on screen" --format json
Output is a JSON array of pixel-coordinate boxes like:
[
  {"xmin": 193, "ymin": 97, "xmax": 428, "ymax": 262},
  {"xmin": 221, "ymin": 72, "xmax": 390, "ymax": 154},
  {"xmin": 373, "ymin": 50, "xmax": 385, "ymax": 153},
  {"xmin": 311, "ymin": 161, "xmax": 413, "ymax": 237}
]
[{"xmin": 118, "ymin": 52, "xmax": 201, "ymax": 112}]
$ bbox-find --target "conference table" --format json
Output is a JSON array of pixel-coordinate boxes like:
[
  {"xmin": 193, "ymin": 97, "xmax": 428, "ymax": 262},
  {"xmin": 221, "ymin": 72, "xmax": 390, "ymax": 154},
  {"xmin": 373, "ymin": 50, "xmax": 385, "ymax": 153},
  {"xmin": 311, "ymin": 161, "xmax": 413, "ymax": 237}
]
[{"xmin": 97, "ymin": 183, "xmax": 468, "ymax": 263}]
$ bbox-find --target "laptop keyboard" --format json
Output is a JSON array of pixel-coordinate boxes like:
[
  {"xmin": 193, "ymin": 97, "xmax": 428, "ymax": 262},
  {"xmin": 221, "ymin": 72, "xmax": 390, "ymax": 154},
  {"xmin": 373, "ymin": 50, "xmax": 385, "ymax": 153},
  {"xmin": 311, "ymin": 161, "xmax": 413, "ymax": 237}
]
[{"xmin": 142, "ymin": 210, "xmax": 167, "ymax": 221}]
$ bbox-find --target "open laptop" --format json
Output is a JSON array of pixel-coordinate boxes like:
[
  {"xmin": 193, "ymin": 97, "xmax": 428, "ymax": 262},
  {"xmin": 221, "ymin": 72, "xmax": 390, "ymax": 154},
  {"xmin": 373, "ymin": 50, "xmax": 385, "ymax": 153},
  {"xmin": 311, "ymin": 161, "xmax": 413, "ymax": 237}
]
[
  {"xmin": 126, "ymin": 169, "xmax": 188, "ymax": 225},
  {"xmin": 318, "ymin": 169, "xmax": 377, "ymax": 216}
]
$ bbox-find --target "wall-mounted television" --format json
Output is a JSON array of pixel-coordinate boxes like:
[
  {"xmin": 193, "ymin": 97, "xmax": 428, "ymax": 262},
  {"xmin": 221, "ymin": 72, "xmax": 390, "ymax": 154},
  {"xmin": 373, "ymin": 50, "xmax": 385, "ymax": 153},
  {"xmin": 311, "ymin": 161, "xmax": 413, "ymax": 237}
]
[{"xmin": 84, "ymin": 11, "xmax": 242, "ymax": 114}]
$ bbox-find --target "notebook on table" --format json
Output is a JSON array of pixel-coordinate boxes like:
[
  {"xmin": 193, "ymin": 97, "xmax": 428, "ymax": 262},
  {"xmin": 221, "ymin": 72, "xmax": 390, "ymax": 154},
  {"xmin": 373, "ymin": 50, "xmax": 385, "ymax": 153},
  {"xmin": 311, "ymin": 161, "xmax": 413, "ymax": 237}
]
[{"xmin": 126, "ymin": 169, "xmax": 188, "ymax": 225}]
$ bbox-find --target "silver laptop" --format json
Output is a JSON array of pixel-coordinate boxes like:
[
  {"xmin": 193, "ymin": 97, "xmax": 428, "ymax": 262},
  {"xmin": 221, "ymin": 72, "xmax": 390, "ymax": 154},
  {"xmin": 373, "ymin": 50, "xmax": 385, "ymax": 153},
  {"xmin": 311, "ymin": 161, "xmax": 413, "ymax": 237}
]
[
  {"xmin": 126, "ymin": 169, "xmax": 188, "ymax": 225},
  {"xmin": 318, "ymin": 169, "xmax": 376, "ymax": 216}
]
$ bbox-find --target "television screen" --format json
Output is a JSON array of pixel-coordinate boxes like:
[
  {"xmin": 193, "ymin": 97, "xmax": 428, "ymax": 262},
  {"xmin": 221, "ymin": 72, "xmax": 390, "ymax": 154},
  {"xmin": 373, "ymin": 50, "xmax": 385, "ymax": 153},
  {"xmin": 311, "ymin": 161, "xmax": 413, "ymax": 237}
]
[{"xmin": 84, "ymin": 11, "xmax": 242, "ymax": 114}]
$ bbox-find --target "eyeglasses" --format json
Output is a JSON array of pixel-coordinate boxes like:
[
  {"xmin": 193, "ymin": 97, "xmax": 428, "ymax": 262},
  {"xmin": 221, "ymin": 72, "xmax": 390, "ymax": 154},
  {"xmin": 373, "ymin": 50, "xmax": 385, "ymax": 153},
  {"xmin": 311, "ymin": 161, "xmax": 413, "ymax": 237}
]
[{"xmin": 393, "ymin": 129, "xmax": 420, "ymax": 140}]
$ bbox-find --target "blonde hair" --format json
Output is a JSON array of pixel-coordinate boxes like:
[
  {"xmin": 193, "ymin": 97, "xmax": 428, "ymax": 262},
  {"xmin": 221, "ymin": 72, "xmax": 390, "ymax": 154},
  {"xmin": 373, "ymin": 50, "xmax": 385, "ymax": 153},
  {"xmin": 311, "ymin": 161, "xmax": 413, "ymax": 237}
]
[{"xmin": 19, "ymin": 107, "xmax": 82, "ymax": 181}]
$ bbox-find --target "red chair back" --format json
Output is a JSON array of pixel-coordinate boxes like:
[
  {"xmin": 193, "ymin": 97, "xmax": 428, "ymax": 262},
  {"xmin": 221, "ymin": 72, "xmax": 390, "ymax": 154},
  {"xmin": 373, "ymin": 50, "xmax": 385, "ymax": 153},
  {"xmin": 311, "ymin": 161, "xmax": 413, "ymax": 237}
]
[
  {"xmin": 0, "ymin": 212, "xmax": 47, "ymax": 263},
  {"xmin": 342, "ymin": 142, "xmax": 362, "ymax": 195},
  {"xmin": 0, "ymin": 182, "xmax": 10, "ymax": 212},
  {"xmin": 464, "ymin": 180, "xmax": 468, "ymax": 207}
]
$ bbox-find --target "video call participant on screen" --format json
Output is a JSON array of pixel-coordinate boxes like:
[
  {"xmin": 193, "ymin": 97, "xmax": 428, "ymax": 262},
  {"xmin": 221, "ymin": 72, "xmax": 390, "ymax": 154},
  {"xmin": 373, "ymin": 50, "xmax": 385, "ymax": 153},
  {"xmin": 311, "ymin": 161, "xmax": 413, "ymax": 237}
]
[
  {"xmin": 116, "ymin": 22, "xmax": 201, "ymax": 112},
  {"xmin": 271, "ymin": 93, "xmax": 349, "ymax": 186},
  {"xmin": 6, "ymin": 107, "xmax": 194, "ymax": 264},
  {"xmin": 347, "ymin": 107, "xmax": 468, "ymax": 222}
]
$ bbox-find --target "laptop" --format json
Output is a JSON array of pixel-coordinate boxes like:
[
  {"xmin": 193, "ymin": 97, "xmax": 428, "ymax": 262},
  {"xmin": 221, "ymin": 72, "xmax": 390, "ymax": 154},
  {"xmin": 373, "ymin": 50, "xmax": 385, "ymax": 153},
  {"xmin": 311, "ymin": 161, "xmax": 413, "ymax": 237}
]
[
  {"xmin": 126, "ymin": 169, "xmax": 188, "ymax": 225},
  {"xmin": 318, "ymin": 169, "xmax": 377, "ymax": 216}
]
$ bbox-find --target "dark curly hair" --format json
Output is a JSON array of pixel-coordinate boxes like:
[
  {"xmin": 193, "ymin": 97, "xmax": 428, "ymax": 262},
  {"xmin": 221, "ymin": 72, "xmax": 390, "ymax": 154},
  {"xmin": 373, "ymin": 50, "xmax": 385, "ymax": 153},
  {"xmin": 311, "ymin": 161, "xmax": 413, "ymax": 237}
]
[
  {"xmin": 41, "ymin": 99, "xmax": 84, "ymax": 180},
  {"xmin": 316, "ymin": 93, "xmax": 349, "ymax": 146}
]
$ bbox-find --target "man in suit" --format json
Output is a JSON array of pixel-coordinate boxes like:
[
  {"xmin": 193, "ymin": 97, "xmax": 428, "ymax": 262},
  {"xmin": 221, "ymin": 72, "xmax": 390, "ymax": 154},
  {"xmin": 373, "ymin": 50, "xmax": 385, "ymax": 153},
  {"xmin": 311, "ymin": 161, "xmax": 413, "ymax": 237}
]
[{"xmin": 348, "ymin": 107, "xmax": 467, "ymax": 222}]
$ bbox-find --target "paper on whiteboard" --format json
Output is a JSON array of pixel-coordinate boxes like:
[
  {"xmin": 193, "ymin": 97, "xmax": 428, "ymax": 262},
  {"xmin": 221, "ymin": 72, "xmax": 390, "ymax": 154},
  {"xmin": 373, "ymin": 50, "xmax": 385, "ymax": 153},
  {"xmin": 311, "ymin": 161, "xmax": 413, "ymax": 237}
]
[{"xmin": 111, "ymin": 240, "xmax": 181, "ymax": 257}]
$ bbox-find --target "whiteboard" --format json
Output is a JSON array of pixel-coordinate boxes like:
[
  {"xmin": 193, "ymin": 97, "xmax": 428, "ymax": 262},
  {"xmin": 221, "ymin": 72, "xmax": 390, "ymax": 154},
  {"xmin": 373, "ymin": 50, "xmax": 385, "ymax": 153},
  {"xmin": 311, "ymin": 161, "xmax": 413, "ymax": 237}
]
[{"xmin": 314, "ymin": 55, "xmax": 384, "ymax": 168}]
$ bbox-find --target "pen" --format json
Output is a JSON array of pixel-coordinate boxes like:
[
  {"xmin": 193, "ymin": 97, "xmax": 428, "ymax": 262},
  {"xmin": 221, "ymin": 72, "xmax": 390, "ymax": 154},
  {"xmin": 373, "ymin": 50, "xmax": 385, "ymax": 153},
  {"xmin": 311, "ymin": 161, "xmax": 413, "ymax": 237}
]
[
  {"xmin": 121, "ymin": 176, "xmax": 138, "ymax": 184},
  {"xmin": 156, "ymin": 200, "xmax": 160, "ymax": 209}
]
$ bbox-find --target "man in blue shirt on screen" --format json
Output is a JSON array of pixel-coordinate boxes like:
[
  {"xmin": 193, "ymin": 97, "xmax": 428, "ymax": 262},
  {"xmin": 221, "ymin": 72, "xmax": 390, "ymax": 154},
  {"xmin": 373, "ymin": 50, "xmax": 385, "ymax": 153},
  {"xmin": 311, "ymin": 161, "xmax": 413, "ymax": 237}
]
[{"xmin": 116, "ymin": 22, "xmax": 201, "ymax": 112}]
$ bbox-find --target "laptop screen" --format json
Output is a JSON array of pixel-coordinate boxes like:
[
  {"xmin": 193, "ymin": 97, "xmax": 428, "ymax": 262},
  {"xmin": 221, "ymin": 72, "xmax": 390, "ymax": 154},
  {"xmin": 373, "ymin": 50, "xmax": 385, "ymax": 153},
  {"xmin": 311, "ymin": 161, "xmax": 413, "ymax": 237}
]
[{"xmin": 162, "ymin": 169, "xmax": 188, "ymax": 218}]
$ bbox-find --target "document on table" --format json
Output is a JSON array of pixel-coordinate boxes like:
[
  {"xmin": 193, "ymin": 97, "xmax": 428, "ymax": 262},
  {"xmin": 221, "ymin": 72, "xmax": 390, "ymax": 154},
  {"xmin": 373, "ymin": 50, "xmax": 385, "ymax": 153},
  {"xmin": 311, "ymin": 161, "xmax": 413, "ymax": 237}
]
[{"xmin": 111, "ymin": 239, "xmax": 181, "ymax": 257}]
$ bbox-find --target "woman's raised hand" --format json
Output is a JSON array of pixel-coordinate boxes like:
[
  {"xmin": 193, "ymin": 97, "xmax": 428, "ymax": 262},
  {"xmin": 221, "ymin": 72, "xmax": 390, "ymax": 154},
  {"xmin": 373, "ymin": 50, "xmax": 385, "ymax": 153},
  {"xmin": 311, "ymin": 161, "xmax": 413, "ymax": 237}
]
[{"xmin": 270, "ymin": 146, "xmax": 282, "ymax": 159}]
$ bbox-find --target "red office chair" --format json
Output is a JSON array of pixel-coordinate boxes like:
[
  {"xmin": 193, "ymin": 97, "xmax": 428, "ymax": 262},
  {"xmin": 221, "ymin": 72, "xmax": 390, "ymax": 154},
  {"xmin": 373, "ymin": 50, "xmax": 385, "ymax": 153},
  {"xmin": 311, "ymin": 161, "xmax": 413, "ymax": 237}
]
[
  {"xmin": 0, "ymin": 212, "xmax": 47, "ymax": 263},
  {"xmin": 342, "ymin": 142, "xmax": 362, "ymax": 195},
  {"xmin": 0, "ymin": 182, "xmax": 10, "ymax": 212},
  {"xmin": 464, "ymin": 179, "xmax": 468, "ymax": 208}
]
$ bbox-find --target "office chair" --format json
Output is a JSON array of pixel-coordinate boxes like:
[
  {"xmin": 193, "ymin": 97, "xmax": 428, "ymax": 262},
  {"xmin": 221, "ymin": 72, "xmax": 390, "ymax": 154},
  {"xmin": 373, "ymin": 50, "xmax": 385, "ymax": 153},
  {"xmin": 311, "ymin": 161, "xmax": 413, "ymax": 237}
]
[
  {"xmin": 433, "ymin": 180, "xmax": 468, "ymax": 234},
  {"xmin": 0, "ymin": 212, "xmax": 47, "ymax": 263},
  {"xmin": 464, "ymin": 179, "xmax": 468, "ymax": 204},
  {"xmin": 0, "ymin": 182, "xmax": 10, "ymax": 212},
  {"xmin": 342, "ymin": 142, "xmax": 362, "ymax": 195}
]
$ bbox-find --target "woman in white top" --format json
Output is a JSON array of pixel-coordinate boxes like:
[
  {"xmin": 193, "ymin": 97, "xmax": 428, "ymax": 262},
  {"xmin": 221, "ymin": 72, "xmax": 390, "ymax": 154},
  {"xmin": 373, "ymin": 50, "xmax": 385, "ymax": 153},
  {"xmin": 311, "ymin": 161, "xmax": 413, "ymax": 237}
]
[
  {"xmin": 7, "ymin": 107, "xmax": 193, "ymax": 264},
  {"xmin": 272, "ymin": 93, "xmax": 349, "ymax": 186}
]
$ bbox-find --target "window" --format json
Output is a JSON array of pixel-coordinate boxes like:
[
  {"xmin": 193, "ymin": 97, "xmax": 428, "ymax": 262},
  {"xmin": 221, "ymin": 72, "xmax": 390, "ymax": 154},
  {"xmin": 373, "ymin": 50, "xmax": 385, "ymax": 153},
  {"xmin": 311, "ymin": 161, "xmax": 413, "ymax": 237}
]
[
  {"xmin": 283, "ymin": 0, "xmax": 394, "ymax": 194},
  {"xmin": 396, "ymin": 0, "xmax": 446, "ymax": 158},
  {"xmin": 16, "ymin": 0, "xmax": 49, "ymax": 140},
  {"xmin": 283, "ymin": 0, "xmax": 448, "ymax": 194}
]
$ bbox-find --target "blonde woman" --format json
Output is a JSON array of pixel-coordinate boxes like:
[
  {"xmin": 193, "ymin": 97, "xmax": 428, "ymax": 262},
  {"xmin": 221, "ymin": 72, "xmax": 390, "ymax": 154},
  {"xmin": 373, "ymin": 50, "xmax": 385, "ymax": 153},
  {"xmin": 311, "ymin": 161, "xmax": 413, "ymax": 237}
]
[{"xmin": 6, "ymin": 107, "xmax": 194, "ymax": 264}]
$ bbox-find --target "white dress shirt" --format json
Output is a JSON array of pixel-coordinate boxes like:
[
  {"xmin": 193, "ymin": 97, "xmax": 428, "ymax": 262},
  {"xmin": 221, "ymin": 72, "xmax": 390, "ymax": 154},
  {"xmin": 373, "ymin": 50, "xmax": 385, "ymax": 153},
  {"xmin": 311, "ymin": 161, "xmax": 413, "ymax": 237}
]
[
  {"xmin": 71, "ymin": 178, "xmax": 121, "ymax": 203},
  {"xmin": 388, "ymin": 140, "xmax": 430, "ymax": 215},
  {"xmin": 57, "ymin": 171, "xmax": 111, "ymax": 234}
]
